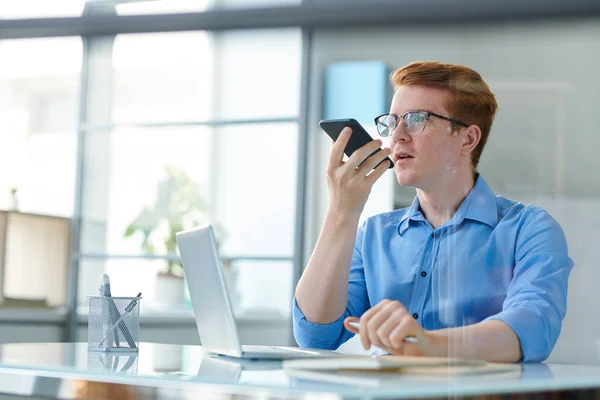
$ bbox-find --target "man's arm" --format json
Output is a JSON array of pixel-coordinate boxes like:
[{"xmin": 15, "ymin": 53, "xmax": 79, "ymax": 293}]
[
  {"xmin": 344, "ymin": 207, "xmax": 573, "ymax": 362},
  {"xmin": 295, "ymin": 127, "xmax": 390, "ymax": 324},
  {"xmin": 293, "ymin": 221, "xmax": 370, "ymax": 349},
  {"xmin": 295, "ymin": 210, "xmax": 360, "ymax": 323},
  {"xmin": 343, "ymin": 300, "xmax": 522, "ymax": 362},
  {"xmin": 429, "ymin": 320, "xmax": 521, "ymax": 362},
  {"xmin": 482, "ymin": 208, "xmax": 573, "ymax": 362}
]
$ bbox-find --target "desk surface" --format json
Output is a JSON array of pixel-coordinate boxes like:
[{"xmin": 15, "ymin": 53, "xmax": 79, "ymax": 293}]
[{"xmin": 1, "ymin": 342, "xmax": 600, "ymax": 399}]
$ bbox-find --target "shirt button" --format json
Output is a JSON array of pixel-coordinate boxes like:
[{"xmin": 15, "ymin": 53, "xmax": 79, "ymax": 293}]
[
  {"xmin": 412, "ymin": 313, "xmax": 419, "ymax": 319},
  {"xmin": 432, "ymin": 232, "xmax": 438, "ymax": 239},
  {"xmin": 420, "ymin": 271, "xmax": 427, "ymax": 277}
]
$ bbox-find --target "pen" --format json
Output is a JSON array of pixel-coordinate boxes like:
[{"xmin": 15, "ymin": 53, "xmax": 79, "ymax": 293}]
[
  {"xmin": 98, "ymin": 293, "xmax": 142, "ymax": 348},
  {"xmin": 119, "ymin": 355, "xmax": 138, "ymax": 374},
  {"xmin": 123, "ymin": 292, "xmax": 142, "ymax": 313},
  {"xmin": 101, "ymin": 274, "xmax": 120, "ymax": 348},
  {"xmin": 347, "ymin": 321, "xmax": 419, "ymax": 343},
  {"xmin": 101, "ymin": 273, "xmax": 138, "ymax": 349}
]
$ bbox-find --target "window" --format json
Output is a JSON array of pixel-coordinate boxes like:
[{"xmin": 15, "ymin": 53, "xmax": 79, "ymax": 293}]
[
  {"xmin": 0, "ymin": 37, "xmax": 82, "ymax": 217},
  {"xmin": 0, "ymin": 1, "xmax": 84, "ymax": 19},
  {"xmin": 78, "ymin": 29, "xmax": 301, "ymax": 318}
]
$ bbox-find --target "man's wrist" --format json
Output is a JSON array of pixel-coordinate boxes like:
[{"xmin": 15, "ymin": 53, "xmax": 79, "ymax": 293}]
[
  {"xmin": 325, "ymin": 207, "xmax": 361, "ymax": 229},
  {"xmin": 426, "ymin": 329, "xmax": 449, "ymax": 358}
]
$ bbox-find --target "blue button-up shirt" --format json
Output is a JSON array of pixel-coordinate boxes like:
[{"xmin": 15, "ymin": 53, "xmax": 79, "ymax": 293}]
[{"xmin": 293, "ymin": 175, "xmax": 573, "ymax": 362}]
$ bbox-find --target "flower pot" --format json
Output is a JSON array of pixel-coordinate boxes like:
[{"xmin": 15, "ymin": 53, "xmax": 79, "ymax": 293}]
[{"xmin": 154, "ymin": 273, "xmax": 185, "ymax": 305}]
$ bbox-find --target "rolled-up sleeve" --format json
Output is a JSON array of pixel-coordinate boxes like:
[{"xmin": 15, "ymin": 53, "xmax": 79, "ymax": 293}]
[
  {"xmin": 484, "ymin": 209, "xmax": 573, "ymax": 362},
  {"xmin": 293, "ymin": 221, "xmax": 371, "ymax": 350}
]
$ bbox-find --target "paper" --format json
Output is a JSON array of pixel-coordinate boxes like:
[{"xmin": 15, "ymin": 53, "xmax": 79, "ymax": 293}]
[
  {"xmin": 285, "ymin": 363, "xmax": 523, "ymax": 387},
  {"xmin": 283, "ymin": 355, "xmax": 486, "ymax": 372}
]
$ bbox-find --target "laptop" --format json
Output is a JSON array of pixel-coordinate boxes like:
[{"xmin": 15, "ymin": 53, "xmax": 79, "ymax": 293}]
[{"xmin": 175, "ymin": 225, "xmax": 343, "ymax": 360}]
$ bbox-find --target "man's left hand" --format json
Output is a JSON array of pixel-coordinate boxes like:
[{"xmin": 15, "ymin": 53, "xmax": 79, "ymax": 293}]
[{"xmin": 343, "ymin": 299, "xmax": 441, "ymax": 357}]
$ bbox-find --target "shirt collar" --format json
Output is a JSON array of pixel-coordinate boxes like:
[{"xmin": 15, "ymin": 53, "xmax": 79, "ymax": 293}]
[
  {"xmin": 460, "ymin": 174, "xmax": 498, "ymax": 228},
  {"xmin": 397, "ymin": 174, "xmax": 498, "ymax": 236},
  {"xmin": 397, "ymin": 195, "xmax": 424, "ymax": 236}
]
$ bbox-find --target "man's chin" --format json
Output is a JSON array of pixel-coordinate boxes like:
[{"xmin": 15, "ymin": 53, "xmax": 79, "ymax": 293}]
[{"xmin": 395, "ymin": 172, "xmax": 418, "ymax": 187}]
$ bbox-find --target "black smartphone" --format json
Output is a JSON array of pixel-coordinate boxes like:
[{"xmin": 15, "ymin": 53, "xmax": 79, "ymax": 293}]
[{"xmin": 319, "ymin": 118, "xmax": 393, "ymax": 169}]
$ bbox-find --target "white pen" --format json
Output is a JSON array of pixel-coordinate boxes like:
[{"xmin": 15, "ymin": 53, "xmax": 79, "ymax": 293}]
[
  {"xmin": 347, "ymin": 321, "xmax": 419, "ymax": 343},
  {"xmin": 101, "ymin": 273, "xmax": 120, "ymax": 348},
  {"xmin": 98, "ymin": 292, "xmax": 142, "ymax": 347}
]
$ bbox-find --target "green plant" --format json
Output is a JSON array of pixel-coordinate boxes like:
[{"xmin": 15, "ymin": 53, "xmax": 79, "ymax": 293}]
[{"xmin": 124, "ymin": 165, "xmax": 223, "ymax": 276}]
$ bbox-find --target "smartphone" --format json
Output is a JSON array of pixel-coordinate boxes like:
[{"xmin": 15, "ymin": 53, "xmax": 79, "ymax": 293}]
[{"xmin": 319, "ymin": 118, "xmax": 393, "ymax": 169}]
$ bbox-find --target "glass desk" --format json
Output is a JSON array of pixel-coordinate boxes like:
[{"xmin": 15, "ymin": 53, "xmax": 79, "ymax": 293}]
[{"xmin": 0, "ymin": 342, "xmax": 600, "ymax": 399}]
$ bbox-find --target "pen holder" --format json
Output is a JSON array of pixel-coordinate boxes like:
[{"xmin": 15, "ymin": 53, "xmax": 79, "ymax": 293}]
[
  {"xmin": 87, "ymin": 352, "xmax": 139, "ymax": 376},
  {"xmin": 88, "ymin": 296, "xmax": 141, "ymax": 353}
]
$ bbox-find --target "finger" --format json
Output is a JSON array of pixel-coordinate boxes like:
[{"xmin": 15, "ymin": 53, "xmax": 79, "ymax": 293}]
[
  {"xmin": 391, "ymin": 339, "xmax": 422, "ymax": 357},
  {"xmin": 357, "ymin": 147, "xmax": 391, "ymax": 177},
  {"xmin": 365, "ymin": 156, "xmax": 392, "ymax": 185},
  {"xmin": 376, "ymin": 307, "xmax": 407, "ymax": 348},
  {"xmin": 366, "ymin": 301, "xmax": 404, "ymax": 349},
  {"xmin": 328, "ymin": 127, "xmax": 352, "ymax": 168},
  {"xmin": 388, "ymin": 317, "xmax": 418, "ymax": 352},
  {"xmin": 402, "ymin": 342, "xmax": 423, "ymax": 357},
  {"xmin": 345, "ymin": 139, "xmax": 384, "ymax": 170},
  {"xmin": 343, "ymin": 317, "xmax": 360, "ymax": 334},
  {"xmin": 359, "ymin": 300, "xmax": 391, "ymax": 349}
]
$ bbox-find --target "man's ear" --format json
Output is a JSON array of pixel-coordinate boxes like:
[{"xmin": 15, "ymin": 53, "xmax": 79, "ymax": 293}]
[{"xmin": 460, "ymin": 124, "xmax": 481, "ymax": 156}]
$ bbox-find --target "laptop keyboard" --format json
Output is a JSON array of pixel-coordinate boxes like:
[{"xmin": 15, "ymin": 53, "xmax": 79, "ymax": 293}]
[
  {"xmin": 243, "ymin": 345, "xmax": 295, "ymax": 353},
  {"xmin": 242, "ymin": 345, "xmax": 328, "ymax": 355}
]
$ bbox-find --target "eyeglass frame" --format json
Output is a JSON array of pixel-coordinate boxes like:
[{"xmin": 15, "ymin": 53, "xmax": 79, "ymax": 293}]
[{"xmin": 374, "ymin": 110, "xmax": 469, "ymax": 137}]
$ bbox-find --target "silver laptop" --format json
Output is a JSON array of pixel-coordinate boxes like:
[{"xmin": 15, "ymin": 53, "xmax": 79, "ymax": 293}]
[{"xmin": 175, "ymin": 225, "xmax": 342, "ymax": 360}]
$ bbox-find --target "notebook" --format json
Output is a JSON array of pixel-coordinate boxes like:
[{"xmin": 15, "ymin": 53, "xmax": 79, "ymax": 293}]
[
  {"xmin": 283, "ymin": 355, "xmax": 487, "ymax": 371},
  {"xmin": 284, "ymin": 362, "xmax": 523, "ymax": 388},
  {"xmin": 283, "ymin": 355, "xmax": 523, "ymax": 388}
]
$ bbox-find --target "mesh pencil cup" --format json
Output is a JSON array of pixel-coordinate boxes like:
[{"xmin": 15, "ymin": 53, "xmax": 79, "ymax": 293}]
[
  {"xmin": 87, "ymin": 352, "xmax": 139, "ymax": 375},
  {"xmin": 88, "ymin": 295, "xmax": 141, "ymax": 353}
]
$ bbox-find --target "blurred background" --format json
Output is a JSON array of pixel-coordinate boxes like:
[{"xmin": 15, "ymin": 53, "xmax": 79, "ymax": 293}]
[{"xmin": 0, "ymin": 0, "xmax": 598, "ymax": 366}]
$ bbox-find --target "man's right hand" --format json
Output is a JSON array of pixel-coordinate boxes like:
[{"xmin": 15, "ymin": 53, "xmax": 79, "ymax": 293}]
[
  {"xmin": 295, "ymin": 127, "xmax": 391, "ymax": 325},
  {"xmin": 327, "ymin": 127, "xmax": 392, "ymax": 216}
]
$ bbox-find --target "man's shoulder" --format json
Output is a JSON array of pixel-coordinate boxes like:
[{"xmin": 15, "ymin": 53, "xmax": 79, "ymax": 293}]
[
  {"xmin": 365, "ymin": 208, "xmax": 411, "ymax": 224},
  {"xmin": 495, "ymin": 195, "xmax": 557, "ymax": 229},
  {"xmin": 359, "ymin": 208, "xmax": 411, "ymax": 234}
]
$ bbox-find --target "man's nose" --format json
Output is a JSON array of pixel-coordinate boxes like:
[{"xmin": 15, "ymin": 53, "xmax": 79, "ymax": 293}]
[{"xmin": 390, "ymin": 123, "xmax": 411, "ymax": 143}]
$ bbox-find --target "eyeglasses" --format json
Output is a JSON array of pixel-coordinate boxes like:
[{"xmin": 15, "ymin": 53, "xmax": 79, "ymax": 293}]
[{"xmin": 374, "ymin": 110, "xmax": 468, "ymax": 137}]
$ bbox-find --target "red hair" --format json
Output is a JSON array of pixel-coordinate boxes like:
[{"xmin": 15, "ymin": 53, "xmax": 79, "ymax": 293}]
[{"xmin": 391, "ymin": 61, "xmax": 498, "ymax": 169}]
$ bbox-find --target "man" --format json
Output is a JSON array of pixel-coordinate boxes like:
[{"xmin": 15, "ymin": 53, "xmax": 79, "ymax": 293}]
[{"xmin": 293, "ymin": 61, "xmax": 573, "ymax": 363}]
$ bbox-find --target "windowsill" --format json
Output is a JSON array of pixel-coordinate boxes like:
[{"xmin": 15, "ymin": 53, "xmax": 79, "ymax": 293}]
[
  {"xmin": 0, "ymin": 305, "xmax": 289, "ymax": 326},
  {"xmin": 75, "ymin": 305, "xmax": 289, "ymax": 326},
  {"xmin": 0, "ymin": 307, "xmax": 67, "ymax": 323}
]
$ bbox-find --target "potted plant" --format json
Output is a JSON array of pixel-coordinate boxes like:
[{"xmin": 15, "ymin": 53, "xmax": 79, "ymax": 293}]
[{"xmin": 123, "ymin": 165, "xmax": 229, "ymax": 305}]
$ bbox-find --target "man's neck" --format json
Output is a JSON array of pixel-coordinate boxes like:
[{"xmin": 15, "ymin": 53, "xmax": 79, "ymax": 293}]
[{"xmin": 416, "ymin": 168, "xmax": 476, "ymax": 230}]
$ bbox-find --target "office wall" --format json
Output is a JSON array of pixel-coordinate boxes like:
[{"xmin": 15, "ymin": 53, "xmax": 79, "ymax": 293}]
[{"xmin": 305, "ymin": 20, "xmax": 600, "ymax": 364}]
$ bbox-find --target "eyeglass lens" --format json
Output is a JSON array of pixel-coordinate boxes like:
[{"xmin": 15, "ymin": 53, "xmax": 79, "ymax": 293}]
[{"xmin": 376, "ymin": 112, "xmax": 428, "ymax": 137}]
